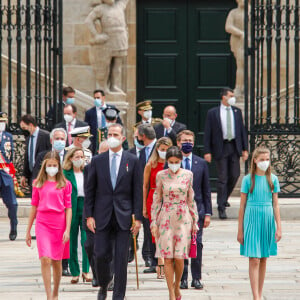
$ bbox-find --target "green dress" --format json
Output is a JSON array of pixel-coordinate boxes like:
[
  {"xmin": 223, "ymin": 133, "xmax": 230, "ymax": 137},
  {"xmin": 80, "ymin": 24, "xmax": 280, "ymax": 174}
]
[{"xmin": 240, "ymin": 173, "xmax": 280, "ymax": 258}]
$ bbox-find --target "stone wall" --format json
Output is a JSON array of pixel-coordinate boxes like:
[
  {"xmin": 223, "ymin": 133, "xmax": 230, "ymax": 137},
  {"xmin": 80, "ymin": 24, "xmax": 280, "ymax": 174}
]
[{"xmin": 63, "ymin": 0, "xmax": 137, "ymax": 140}]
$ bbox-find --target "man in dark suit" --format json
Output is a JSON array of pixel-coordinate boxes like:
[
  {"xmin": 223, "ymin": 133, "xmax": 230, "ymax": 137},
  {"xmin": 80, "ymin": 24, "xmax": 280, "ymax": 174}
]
[
  {"xmin": 176, "ymin": 130, "xmax": 212, "ymax": 290},
  {"xmin": 154, "ymin": 105, "xmax": 187, "ymax": 145},
  {"xmin": 85, "ymin": 123, "xmax": 142, "ymax": 300},
  {"xmin": 84, "ymin": 89, "xmax": 123, "ymax": 154},
  {"xmin": 32, "ymin": 128, "xmax": 67, "ymax": 179},
  {"xmin": 204, "ymin": 87, "xmax": 248, "ymax": 219},
  {"xmin": 46, "ymin": 86, "xmax": 75, "ymax": 130},
  {"xmin": 136, "ymin": 124, "xmax": 158, "ymax": 272},
  {"xmin": 20, "ymin": 115, "xmax": 51, "ymax": 188},
  {"xmin": 54, "ymin": 104, "xmax": 87, "ymax": 147}
]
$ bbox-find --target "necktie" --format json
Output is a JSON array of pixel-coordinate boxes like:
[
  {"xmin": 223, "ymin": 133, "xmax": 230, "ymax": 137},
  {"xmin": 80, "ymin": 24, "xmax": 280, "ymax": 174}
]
[
  {"xmin": 185, "ymin": 157, "xmax": 190, "ymax": 170},
  {"xmin": 29, "ymin": 135, "xmax": 34, "ymax": 171},
  {"xmin": 110, "ymin": 153, "xmax": 117, "ymax": 189},
  {"xmin": 68, "ymin": 122, "xmax": 72, "ymax": 145},
  {"xmin": 164, "ymin": 129, "xmax": 168, "ymax": 137},
  {"xmin": 226, "ymin": 107, "xmax": 233, "ymax": 141},
  {"xmin": 145, "ymin": 146, "xmax": 150, "ymax": 162}
]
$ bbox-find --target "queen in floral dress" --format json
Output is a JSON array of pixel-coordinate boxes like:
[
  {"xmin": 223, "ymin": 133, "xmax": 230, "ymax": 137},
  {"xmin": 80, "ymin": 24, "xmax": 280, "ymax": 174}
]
[{"xmin": 151, "ymin": 146, "xmax": 198, "ymax": 300}]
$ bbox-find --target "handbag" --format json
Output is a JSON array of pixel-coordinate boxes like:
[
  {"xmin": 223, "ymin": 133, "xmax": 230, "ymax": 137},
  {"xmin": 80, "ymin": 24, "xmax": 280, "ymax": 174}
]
[{"xmin": 189, "ymin": 234, "xmax": 197, "ymax": 258}]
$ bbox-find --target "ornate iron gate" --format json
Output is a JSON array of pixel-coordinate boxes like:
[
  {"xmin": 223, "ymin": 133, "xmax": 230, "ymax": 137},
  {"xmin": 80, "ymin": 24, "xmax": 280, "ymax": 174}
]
[
  {"xmin": 244, "ymin": 0, "xmax": 300, "ymax": 197},
  {"xmin": 0, "ymin": 0, "xmax": 63, "ymax": 190}
]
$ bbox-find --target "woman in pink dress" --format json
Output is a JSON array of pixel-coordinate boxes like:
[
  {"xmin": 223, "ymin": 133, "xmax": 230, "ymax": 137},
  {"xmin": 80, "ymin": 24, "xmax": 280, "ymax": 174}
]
[
  {"xmin": 143, "ymin": 137, "xmax": 172, "ymax": 279},
  {"xmin": 151, "ymin": 146, "xmax": 198, "ymax": 300},
  {"xmin": 26, "ymin": 151, "xmax": 72, "ymax": 300}
]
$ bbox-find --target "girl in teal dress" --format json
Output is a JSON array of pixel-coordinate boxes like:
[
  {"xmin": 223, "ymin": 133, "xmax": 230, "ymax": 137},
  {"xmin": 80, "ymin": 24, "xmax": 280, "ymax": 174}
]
[{"xmin": 237, "ymin": 147, "xmax": 282, "ymax": 300}]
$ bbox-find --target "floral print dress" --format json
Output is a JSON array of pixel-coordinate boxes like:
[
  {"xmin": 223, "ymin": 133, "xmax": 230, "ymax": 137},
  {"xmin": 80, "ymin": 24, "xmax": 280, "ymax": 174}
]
[{"xmin": 151, "ymin": 168, "xmax": 199, "ymax": 259}]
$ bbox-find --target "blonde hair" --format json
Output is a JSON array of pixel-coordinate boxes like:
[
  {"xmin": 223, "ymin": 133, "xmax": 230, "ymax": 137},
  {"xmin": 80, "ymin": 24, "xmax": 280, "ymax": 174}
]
[
  {"xmin": 249, "ymin": 146, "xmax": 274, "ymax": 193},
  {"xmin": 33, "ymin": 151, "xmax": 66, "ymax": 189},
  {"xmin": 148, "ymin": 137, "xmax": 172, "ymax": 167},
  {"xmin": 63, "ymin": 147, "xmax": 84, "ymax": 171}
]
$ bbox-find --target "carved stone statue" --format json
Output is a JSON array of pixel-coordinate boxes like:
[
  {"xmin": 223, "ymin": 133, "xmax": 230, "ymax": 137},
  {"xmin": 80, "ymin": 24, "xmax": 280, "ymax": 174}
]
[
  {"xmin": 225, "ymin": 0, "xmax": 248, "ymax": 96},
  {"xmin": 86, "ymin": 0, "xmax": 129, "ymax": 95}
]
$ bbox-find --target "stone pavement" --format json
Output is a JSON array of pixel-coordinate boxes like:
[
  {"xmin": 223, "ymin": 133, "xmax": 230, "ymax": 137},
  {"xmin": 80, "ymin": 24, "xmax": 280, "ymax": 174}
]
[{"xmin": 0, "ymin": 218, "xmax": 300, "ymax": 300}]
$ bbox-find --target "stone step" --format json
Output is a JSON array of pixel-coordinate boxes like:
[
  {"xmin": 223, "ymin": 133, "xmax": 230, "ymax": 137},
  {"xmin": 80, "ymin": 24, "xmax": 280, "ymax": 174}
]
[{"xmin": 0, "ymin": 194, "xmax": 299, "ymax": 220}]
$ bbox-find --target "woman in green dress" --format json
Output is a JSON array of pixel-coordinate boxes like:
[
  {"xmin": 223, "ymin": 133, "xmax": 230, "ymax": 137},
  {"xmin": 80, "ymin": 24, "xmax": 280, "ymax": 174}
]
[
  {"xmin": 63, "ymin": 147, "xmax": 91, "ymax": 284},
  {"xmin": 237, "ymin": 147, "xmax": 282, "ymax": 300}
]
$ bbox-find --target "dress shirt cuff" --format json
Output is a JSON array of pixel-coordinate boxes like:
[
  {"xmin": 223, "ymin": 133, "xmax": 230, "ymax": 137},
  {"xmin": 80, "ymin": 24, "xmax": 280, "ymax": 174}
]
[
  {"xmin": 167, "ymin": 127, "xmax": 172, "ymax": 134},
  {"xmin": 205, "ymin": 213, "xmax": 211, "ymax": 216}
]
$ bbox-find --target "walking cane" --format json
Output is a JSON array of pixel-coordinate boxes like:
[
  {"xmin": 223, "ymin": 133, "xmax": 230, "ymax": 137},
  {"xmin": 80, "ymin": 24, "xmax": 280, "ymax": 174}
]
[{"xmin": 132, "ymin": 214, "xmax": 139, "ymax": 289}]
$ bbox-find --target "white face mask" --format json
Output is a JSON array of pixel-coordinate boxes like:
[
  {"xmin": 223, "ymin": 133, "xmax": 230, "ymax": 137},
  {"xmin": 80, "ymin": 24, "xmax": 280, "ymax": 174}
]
[
  {"xmin": 0, "ymin": 122, "xmax": 6, "ymax": 132},
  {"xmin": 46, "ymin": 166, "xmax": 59, "ymax": 177},
  {"xmin": 168, "ymin": 163, "xmax": 181, "ymax": 173},
  {"xmin": 72, "ymin": 159, "xmax": 84, "ymax": 168},
  {"xmin": 64, "ymin": 114, "xmax": 73, "ymax": 123},
  {"xmin": 257, "ymin": 161, "xmax": 270, "ymax": 172},
  {"xmin": 164, "ymin": 117, "xmax": 173, "ymax": 125},
  {"xmin": 143, "ymin": 110, "xmax": 152, "ymax": 120},
  {"xmin": 158, "ymin": 150, "xmax": 166, "ymax": 160},
  {"xmin": 107, "ymin": 137, "xmax": 122, "ymax": 149},
  {"xmin": 82, "ymin": 139, "xmax": 91, "ymax": 149},
  {"xmin": 228, "ymin": 97, "xmax": 236, "ymax": 106}
]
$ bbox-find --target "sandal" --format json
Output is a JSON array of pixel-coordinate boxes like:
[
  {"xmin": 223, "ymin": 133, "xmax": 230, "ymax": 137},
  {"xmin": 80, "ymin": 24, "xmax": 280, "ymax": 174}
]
[{"xmin": 156, "ymin": 265, "xmax": 165, "ymax": 279}]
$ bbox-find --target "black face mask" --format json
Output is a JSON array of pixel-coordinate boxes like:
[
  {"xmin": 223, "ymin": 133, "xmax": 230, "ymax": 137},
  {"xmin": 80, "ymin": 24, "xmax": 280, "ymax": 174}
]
[
  {"xmin": 22, "ymin": 129, "xmax": 30, "ymax": 137},
  {"xmin": 137, "ymin": 138, "xmax": 144, "ymax": 146}
]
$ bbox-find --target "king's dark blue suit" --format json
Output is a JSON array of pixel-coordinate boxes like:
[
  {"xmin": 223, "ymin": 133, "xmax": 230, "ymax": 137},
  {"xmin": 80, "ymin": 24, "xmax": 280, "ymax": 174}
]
[
  {"xmin": 181, "ymin": 154, "xmax": 212, "ymax": 281},
  {"xmin": 85, "ymin": 150, "xmax": 142, "ymax": 300}
]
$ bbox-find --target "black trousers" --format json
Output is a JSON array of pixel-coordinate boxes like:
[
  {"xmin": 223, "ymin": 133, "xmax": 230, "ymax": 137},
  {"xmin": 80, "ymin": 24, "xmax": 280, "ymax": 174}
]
[
  {"xmin": 215, "ymin": 141, "xmax": 240, "ymax": 212},
  {"xmin": 142, "ymin": 217, "xmax": 152, "ymax": 262},
  {"xmin": 181, "ymin": 217, "xmax": 204, "ymax": 281},
  {"xmin": 94, "ymin": 212, "xmax": 130, "ymax": 300},
  {"xmin": 84, "ymin": 229, "xmax": 97, "ymax": 279}
]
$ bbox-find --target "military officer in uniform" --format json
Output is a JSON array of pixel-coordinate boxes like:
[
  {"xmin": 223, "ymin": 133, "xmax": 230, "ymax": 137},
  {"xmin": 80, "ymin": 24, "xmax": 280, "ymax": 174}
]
[
  {"xmin": 66, "ymin": 126, "xmax": 93, "ymax": 165},
  {"xmin": 134, "ymin": 100, "xmax": 162, "ymax": 130},
  {"xmin": 0, "ymin": 112, "xmax": 18, "ymax": 240}
]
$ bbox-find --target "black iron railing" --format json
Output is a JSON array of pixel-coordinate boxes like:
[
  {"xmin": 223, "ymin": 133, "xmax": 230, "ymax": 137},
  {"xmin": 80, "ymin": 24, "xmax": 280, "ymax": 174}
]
[
  {"xmin": 0, "ymin": 0, "xmax": 63, "ymax": 191},
  {"xmin": 245, "ymin": 0, "xmax": 300, "ymax": 197}
]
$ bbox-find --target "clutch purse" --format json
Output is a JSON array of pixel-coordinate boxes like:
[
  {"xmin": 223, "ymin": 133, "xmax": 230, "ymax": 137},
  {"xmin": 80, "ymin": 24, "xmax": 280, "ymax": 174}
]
[{"xmin": 189, "ymin": 234, "xmax": 197, "ymax": 258}]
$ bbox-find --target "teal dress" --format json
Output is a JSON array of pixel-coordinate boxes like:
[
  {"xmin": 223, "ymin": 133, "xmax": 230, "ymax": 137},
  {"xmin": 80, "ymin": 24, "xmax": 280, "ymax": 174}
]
[{"xmin": 240, "ymin": 173, "xmax": 280, "ymax": 258}]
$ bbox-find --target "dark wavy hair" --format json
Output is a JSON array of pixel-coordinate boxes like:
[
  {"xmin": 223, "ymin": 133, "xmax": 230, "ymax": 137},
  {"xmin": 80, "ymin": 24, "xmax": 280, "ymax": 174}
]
[{"xmin": 166, "ymin": 146, "xmax": 183, "ymax": 161}]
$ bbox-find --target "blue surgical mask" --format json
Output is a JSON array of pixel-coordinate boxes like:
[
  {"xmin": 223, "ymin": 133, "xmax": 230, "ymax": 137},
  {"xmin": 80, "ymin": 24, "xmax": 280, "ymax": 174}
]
[
  {"xmin": 66, "ymin": 98, "xmax": 75, "ymax": 104},
  {"xmin": 53, "ymin": 140, "xmax": 66, "ymax": 152},
  {"xmin": 134, "ymin": 137, "xmax": 145, "ymax": 150},
  {"xmin": 94, "ymin": 99, "xmax": 102, "ymax": 107}
]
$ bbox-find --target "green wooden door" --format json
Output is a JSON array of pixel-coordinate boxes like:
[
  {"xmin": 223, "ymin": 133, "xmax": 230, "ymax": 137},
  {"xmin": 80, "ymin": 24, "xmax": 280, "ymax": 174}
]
[{"xmin": 137, "ymin": 0, "xmax": 236, "ymax": 189}]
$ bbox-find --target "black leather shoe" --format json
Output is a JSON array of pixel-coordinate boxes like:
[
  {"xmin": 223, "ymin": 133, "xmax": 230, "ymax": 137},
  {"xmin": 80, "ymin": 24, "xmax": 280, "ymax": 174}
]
[
  {"xmin": 62, "ymin": 268, "xmax": 72, "ymax": 276},
  {"xmin": 108, "ymin": 279, "xmax": 114, "ymax": 291},
  {"xmin": 180, "ymin": 279, "xmax": 188, "ymax": 289},
  {"xmin": 9, "ymin": 230, "xmax": 17, "ymax": 241},
  {"xmin": 97, "ymin": 287, "xmax": 107, "ymax": 300},
  {"xmin": 143, "ymin": 266, "xmax": 156, "ymax": 273},
  {"xmin": 145, "ymin": 258, "xmax": 152, "ymax": 267},
  {"xmin": 218, "ymin": 210, "xmax": 228, "ymax": 219},
  {"xmin": 225, "ymin": 202, "xmax": 231, "ymax": 207},
  {"xmin": 128, "ymin": 251, "xmax": 134, "ymax": 263},
  {"xmin": 191, "ymin": 279, "xmax": 203, "ymax": 289},
  {"xmin": 92, "ymin": 278, "xmax": 99, "ymax": 287}
]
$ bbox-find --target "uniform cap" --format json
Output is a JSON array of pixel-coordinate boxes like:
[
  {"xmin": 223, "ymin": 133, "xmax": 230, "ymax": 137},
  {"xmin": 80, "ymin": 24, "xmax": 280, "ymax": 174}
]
[
  {"xmin": 103, "ymin": 107, "xmax": 120, "ymax": 121},
  {"xmin": 136, "ymin": 100, "xmax": 152, "ymax": 111},
  {"xmin": 70, "ymin": 126, "xmax": 93, "ymax": 138}
]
